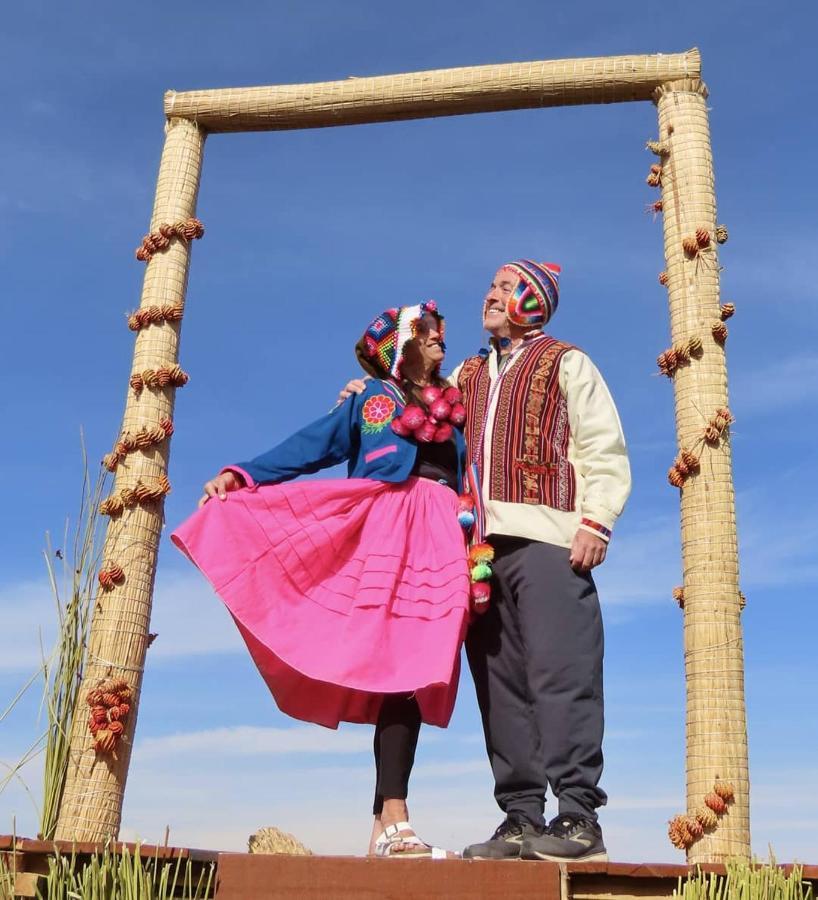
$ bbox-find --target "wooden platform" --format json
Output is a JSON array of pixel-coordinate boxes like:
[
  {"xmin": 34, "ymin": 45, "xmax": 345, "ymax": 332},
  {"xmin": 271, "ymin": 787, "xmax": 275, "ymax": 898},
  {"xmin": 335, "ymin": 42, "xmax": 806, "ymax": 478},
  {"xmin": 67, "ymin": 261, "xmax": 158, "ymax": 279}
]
[
  {"xmin": 212, "ymin": 855, "xmax": 818, "ymax": 899},
  {"xmin": 3, "ymin": 836, "xmax": 817, "ymax": 899}
]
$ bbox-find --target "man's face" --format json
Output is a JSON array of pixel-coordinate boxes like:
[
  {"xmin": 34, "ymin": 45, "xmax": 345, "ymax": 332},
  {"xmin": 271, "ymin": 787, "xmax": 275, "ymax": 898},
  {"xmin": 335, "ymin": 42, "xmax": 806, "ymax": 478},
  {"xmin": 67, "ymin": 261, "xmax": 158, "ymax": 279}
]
[{"xmin": 482, "ymin": 267, "xmax": 519, "ymax": 335}]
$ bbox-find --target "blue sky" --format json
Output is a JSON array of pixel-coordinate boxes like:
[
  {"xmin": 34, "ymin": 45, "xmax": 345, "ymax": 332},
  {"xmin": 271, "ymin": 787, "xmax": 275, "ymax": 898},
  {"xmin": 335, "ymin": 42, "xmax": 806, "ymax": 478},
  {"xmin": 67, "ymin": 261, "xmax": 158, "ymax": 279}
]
[{"xmin": 2, "ymin": 0, "xmax": 817, "ymax": 861}]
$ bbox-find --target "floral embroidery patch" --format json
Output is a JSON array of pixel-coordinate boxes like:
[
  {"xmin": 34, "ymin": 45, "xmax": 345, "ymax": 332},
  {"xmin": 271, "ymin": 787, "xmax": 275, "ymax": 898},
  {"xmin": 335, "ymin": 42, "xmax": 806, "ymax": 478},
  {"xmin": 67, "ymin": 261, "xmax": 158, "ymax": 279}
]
[{"xmin": 361, "ymin": 394, "xmax": 397, "ymax": 434}]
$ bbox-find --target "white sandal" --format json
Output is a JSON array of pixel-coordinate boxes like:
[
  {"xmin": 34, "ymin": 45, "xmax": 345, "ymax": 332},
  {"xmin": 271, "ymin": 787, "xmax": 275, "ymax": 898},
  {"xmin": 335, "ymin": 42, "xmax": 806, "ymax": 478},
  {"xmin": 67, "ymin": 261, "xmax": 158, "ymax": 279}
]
[{"xmin": 373, "ymin": 822, "xmax": 453, "ymax": 859}]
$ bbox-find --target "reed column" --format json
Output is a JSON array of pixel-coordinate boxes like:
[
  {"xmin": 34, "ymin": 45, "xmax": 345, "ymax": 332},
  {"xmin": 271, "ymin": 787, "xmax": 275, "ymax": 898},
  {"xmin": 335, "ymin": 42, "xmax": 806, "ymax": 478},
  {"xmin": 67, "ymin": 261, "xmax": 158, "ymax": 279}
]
[
  {"xmin": 54, "ymin": 117, "xmax": 206, "ymax": 841},
  {"xmin": 654, "ymin": 79, "xmax": 749, "ymax": 862}
]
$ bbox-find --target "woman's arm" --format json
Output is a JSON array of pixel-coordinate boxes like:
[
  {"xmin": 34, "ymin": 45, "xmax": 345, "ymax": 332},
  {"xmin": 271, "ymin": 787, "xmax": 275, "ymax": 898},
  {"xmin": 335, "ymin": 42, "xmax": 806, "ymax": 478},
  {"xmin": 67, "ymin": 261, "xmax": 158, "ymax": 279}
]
[{"xmin": 228, "ymin": 394, "xmax": 360, "ymax": 488}]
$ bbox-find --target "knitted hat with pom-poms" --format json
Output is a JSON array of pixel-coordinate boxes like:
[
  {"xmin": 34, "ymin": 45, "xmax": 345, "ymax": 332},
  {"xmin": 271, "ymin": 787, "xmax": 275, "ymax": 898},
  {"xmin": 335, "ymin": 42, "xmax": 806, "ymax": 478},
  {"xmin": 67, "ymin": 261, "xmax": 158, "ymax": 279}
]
[
  {"xmin": 356, "ymin": 301, "xmax": 444, "ymax": 378},
  {"xmin": 501, "ymin": 260, "xmax": 560, "ymax": 328}
]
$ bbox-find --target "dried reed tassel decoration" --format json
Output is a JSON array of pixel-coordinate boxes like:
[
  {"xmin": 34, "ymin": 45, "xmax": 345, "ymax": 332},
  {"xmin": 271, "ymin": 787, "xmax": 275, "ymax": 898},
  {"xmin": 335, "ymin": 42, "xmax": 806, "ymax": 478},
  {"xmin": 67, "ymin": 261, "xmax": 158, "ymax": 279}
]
[
  {"xmin": 668, "ymin": 448, "xmax": 699, "ymax": 487},
  {"xmin": 129, "ymin": 365, "xmax": 189, "ymax": 396},
  {"xmin": 682, "ymin": 235, "xmax": 700, "ymax": 257},
  {"xmin": 657, "ymin": 338, "xmax": 704, "ymax": 377},
  {"xmin": 99, "ymin": 474, "xmax": 171, "ymax": 517},
  {"xmin": 86, "ymin": 677, "xmax": 133, "ymax": 757},
  {"xmin": 104, "ymin": 418, "xmax": 175, "ymax": 471},
  {"xmin": 739, "ymin": 591, "xmax": 747, "ymax": 610},
  {"xmin": 695, "ymin": 227, "xmax": 711, "ymax": 248},
  {"xmin": 711, "ymin": 321, "xmax": 728, "ymax": 345},
  {"xmin": 673, "ymin": 586, "xmax": 685, "ymax": 609},
  {"xmin": 646, "ymin": 164, "xmax": 663, "ymax": 187},
  {"xmin": 695, "ymin": 806, "xmax": 718, "ymax": 829},
  {"xmin": 668, "ymin": 815, "xmax": 694, "ymax": 850},
  {"xmin": 97, "ymin": 563, "xmax": 125, "ymax": 591},
  {"xmin": 658, "ymin": 270, "xmax": 669, "ymax": 286},
  {"xmin": 645, "ymin": 199, "xmax": 664, "ymax": 219},
  {"xmin": 646, "ymin": 139, "xmax": 669, "ymax": 156},
  {"xmin": 720, "ymin": 303, "xmax": 735, "ymax": 321},
  {"xmin": 128, "ymin": 304, "xmax": 184, "ymax": 331},
  {"xmin": 704, "ymin": 792, "xmax": 728, "ymax": 815},
  {"xmin": 714, "ymin": 781, "xmax": 735, "ymax": 802},
  {"xmin": 135, "ymin": 218, "xmax": 204, "ymax": 262},
  {"xmin": 715, "ymin": 224, "xmax": 729, "ymax": 244}
]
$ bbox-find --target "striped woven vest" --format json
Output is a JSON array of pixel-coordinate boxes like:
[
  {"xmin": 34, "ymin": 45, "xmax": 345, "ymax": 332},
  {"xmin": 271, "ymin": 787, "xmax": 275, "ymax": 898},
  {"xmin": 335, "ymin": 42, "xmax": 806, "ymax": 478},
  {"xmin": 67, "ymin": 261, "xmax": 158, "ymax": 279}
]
[{"xmin": 457, "ymin": 337, "xmax": 576, "ymax": 510}]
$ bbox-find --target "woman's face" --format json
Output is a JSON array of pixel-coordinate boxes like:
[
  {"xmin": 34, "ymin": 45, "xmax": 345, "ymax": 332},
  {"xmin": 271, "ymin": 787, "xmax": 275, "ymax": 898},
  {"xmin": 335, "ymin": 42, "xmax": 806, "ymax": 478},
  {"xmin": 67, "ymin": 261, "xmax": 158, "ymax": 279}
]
[{"xmin": 403, "ymin": 313, "xmax": 445, "ymax": 371}]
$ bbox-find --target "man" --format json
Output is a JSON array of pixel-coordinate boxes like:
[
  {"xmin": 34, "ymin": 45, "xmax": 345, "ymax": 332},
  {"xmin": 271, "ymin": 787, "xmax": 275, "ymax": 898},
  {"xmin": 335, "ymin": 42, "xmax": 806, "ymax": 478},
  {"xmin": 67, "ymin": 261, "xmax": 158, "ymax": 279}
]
[
  {"xmin": 341, "ymin": 260, "xmax": 630, "ymax": 861},
  {"xmin": 454, "ymin": 260, "xmax": 630, "ymax": 862}
]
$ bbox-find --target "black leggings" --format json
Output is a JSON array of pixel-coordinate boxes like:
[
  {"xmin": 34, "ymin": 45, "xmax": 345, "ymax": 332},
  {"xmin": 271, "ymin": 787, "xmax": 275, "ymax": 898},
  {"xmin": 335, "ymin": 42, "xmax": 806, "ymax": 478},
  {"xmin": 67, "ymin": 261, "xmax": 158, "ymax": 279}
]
[{"xmin": 372, "ymin": 694, "xmax": 422, "ymax": 815}]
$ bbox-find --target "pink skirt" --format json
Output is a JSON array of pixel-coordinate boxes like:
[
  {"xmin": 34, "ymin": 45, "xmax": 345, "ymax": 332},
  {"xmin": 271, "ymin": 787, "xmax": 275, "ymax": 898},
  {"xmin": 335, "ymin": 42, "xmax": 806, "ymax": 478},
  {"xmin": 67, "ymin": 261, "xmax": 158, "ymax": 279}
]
[{"xmin": 171, "ymin": 477, "xmax": 470, "ymax": 728}]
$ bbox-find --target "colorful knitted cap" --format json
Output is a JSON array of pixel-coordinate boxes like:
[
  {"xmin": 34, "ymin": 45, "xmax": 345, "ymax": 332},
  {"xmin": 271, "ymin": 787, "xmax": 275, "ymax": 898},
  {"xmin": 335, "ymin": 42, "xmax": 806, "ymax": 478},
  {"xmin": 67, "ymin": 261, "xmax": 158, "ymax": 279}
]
[
  {"xmin": 358, "ymin": 300, "xmax": 444, "ymax": 378},
  {"xmin": 501, "ymin": 260, "xmax": 561, "ymax": 327}
]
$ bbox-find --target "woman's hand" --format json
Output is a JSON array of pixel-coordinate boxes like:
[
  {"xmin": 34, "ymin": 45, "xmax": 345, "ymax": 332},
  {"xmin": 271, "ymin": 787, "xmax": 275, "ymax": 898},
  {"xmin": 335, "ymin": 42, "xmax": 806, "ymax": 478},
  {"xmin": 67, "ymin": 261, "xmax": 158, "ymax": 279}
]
[
  {"xmin": 198, "ymin": 470, "xmax": 245, "ymax": 507},
  {"xmin": 337, "ymin": 377, "xmax": 369, "ymax": 405}
]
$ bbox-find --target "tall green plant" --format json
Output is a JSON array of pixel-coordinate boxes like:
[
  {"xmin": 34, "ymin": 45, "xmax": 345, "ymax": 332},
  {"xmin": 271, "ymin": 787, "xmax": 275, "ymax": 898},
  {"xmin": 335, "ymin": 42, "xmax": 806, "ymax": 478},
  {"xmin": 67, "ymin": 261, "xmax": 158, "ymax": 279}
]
[
  {"xmin": 37, "ymin": 843, "xmax": 214, "ymax": 900},
  {"xmin": 39, "ymin": 446, "xmax": 109, "ymax": 838},
  {"xmin": 0, "ymin": 441, "xmax": 109, "ymax": 837},
  {"xmin": 675, "ymin": 859, "xmax": 815, "ymax": 900}
]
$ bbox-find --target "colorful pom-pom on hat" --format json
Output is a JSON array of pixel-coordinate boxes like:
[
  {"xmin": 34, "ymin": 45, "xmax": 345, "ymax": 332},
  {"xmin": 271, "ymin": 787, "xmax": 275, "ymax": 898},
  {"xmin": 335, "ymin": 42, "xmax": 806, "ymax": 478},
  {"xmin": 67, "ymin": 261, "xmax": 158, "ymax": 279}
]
[
  {"xmin": 502, "ymin": 260, "xmax": 561, "ymax": 328},
  {"xmin": 357, "ymin": 301, "xmax": 444, "ymax": 379}
]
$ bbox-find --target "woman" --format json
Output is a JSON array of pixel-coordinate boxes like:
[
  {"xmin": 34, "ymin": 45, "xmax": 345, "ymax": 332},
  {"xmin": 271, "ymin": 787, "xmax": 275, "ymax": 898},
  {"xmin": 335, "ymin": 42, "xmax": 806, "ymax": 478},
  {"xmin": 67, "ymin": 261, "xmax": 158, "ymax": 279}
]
[{"xmin": 172, "ymin": 301, "xmax": 474, "ymax": 858}]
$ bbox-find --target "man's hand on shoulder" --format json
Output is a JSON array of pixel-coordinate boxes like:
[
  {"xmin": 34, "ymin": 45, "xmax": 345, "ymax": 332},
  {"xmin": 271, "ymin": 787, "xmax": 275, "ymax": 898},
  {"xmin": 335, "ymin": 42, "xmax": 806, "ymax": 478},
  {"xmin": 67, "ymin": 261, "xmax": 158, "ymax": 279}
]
[
  {"xmin": 569, "ymin": 529, "xmax": 607, "ymax": 572},
  {"xmin": 336, "ymin": 377, "xmax": 370, "ymax": 405}
]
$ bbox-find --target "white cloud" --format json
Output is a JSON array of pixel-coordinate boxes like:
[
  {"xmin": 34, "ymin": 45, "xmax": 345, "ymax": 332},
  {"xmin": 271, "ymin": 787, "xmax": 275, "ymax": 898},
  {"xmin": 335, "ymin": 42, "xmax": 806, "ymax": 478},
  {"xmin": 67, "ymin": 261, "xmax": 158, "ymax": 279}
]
[
  {"xmin": 136, "ymin": 724, "xmax": 374, "ymax": 761},
  {"xmin": 0, "ymin": 569, "xmax": 244, "ymax": 674}
]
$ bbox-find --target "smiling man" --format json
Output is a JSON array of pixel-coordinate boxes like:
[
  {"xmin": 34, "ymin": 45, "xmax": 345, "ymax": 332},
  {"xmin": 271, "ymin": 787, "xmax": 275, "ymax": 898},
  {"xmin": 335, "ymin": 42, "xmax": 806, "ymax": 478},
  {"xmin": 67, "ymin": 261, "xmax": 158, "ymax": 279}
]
[{"xmin": 456, "ymin": 260, "xmax": 631, "ymax": 862}]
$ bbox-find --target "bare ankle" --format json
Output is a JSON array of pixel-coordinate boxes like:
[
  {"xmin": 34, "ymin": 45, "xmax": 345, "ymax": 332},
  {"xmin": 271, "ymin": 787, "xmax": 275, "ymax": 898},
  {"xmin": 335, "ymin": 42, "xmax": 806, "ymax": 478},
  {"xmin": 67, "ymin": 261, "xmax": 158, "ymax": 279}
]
[{"xmin": 380, "ymin": 798, "xmax": 409, "ymax": 827}]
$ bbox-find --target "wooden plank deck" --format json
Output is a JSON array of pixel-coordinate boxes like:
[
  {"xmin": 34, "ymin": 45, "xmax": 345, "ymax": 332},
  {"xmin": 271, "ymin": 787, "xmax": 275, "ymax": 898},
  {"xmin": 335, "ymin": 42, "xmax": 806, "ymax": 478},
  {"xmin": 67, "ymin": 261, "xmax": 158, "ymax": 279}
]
[{"xmin": 3, "ymin": 836, "xmax": 816, "ymax": 899}]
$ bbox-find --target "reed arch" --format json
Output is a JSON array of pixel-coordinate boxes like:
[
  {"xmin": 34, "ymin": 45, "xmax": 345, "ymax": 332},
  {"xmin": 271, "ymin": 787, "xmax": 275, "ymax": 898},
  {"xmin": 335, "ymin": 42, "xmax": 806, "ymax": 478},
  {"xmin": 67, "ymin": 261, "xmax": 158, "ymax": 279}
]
[{"xmin": 53, "ymin": 49, "xmax": 749, "ymax": 864}]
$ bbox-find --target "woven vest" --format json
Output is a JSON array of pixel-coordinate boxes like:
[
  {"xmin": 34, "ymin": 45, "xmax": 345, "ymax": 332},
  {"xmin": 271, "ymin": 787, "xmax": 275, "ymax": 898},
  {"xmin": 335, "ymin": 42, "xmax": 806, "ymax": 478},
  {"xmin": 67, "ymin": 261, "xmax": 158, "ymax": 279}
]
[{"xmin": 457, "ymin": 337, "xmax": 576, "ymax": 510}]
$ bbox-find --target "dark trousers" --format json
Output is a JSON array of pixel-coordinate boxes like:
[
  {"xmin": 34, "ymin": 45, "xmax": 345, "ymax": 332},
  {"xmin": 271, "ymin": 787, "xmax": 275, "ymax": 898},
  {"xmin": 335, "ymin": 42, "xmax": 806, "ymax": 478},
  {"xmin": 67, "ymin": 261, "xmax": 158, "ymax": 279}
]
[
  {"xmin": 466, "ymin": 536, "xmax": 606, "ymax": 827},
  {"xmin": 372, "ymin": 694, "xmax": 422, "ymax": 815}
]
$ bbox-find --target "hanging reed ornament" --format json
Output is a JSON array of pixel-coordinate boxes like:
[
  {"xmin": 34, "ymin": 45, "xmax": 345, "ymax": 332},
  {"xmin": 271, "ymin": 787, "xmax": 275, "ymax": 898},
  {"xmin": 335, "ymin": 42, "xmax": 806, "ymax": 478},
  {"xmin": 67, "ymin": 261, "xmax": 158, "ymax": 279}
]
[
  {"xmin": 86, "ymin": 678, "xmax": 133, "ymax": 757},
  {"xmin": 646, "ymin": 139, "xmax": 669, "ymax": 156},
  {"xmin": 720, "ymin": 303, "xmax": 735, "ymax": 320},
  {"xmin": 103, "ymin": 418, "xmax": 175, "ymax": 471},
  {"xmin": 695, "ymin": 806, "xmax": 719, "ymax": 830},
  {"xmin": 98, "ymin": 563, "xmax": 126, "ymax": 591},
  {"xmin": 657, "ymin": 337, "xmax": 704, "ymax": 376},
  {"xmin": 658, "ymin": 270, "xmax": 669, "ymax": 286},
  {"xmin": 715, "ymin": 224, "xmax": 729, "ymax": 244},
  {"xmin": 129, "ymin": 364, "xmax": 189, "ymax": 396},
  {"xmin": 135, "ymin": 218, "xmax": 204, "ymax": 262},
  {"xmin": 99, "ymin": 474, "xmax": 171, "ymax": 517},
  {"xmin": 128, "ymin": 304, "xmax": 184, "ymax": 331},
  {"xmin": 646, "ymin": 164, "xmax": 663, "ymax": 187},
  {"xmin": 673, "ymin": 586, "xmax": 685, "ymax": 609},
  {"xmin": 711, "ymin": 321, "xmax": 728, "ymax": 344}
]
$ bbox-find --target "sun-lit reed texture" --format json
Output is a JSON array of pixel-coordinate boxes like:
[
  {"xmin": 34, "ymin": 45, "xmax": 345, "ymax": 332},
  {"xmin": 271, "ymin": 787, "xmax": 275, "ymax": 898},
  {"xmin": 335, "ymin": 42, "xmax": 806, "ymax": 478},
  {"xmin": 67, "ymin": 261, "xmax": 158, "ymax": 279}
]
[
  {"xmin": 53, "ymin": 118, "xmax": 206, "ymax": 842},
  {"xmin": 164, "ymin": 49, "xmax": 700, "ymax": 131},
  {"xmin": 654, "ymin": 79, "xmax": 748, "ymax": 861}
]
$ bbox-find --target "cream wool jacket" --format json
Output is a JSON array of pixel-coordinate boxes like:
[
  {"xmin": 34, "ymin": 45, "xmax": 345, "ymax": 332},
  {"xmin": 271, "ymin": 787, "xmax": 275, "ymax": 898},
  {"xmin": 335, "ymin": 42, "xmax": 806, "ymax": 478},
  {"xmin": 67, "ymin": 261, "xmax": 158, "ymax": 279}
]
[{"xmin": 450, "ymin": 338, "xmax": 631, "ymax": 549}]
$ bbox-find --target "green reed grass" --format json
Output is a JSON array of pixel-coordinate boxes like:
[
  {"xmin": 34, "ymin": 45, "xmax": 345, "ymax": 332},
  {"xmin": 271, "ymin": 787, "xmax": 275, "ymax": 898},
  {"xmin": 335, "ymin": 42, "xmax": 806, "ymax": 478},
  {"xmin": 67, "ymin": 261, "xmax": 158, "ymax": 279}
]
[
  {"xmin": 38, "ymin": 445, "xmax": 109, "ymax": 839},
  {"xmin": 0, "ymin": 440, "xmax": 109, "ymax": 838},
  {"xmin": 675, "ymin": 859, "xmax": 815, "ymax": 900},
  {"xmin": 2, "ymin": 842, "xmax": 214, "ymax": 900}
]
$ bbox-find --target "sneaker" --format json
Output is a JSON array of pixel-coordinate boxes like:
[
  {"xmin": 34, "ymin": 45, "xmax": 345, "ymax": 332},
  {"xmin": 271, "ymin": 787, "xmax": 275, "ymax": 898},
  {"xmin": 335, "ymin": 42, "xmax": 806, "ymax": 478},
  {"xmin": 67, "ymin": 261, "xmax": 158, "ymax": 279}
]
[
  {"xmin": 520, "ymin": 813, "xmax": 608, "ymax": 862},
  {"xmin": 463, "ymin": 818, "xmax": 541, "ymax": 860}
]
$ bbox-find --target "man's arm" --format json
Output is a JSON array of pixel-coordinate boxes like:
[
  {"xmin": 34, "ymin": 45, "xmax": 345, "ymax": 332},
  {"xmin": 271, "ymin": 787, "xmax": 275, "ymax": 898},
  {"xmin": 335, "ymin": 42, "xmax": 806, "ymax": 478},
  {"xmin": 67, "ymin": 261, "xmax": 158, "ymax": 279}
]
[{"xmin": 561, "ymin": 350, "xmax": 632, "ymax": 568}]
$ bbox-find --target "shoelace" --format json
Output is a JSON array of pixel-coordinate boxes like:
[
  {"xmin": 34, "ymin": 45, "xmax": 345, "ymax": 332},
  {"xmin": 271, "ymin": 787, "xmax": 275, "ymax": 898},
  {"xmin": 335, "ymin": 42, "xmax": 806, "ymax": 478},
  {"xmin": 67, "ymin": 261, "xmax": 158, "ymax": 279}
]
[
  {"xmin": 548, "ymin": 816, "xmax": 586, "ymax": 838},
  {"xmin": 493, "ymin": 819, "xmax": 524, "ymax": 839}
]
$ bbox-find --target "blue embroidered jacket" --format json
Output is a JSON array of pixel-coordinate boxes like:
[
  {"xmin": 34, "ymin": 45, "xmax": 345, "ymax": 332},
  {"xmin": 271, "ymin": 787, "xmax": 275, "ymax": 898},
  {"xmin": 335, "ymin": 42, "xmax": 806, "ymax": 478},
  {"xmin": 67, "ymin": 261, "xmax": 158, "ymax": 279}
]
[{"xmin": 228, "ymin": 379, "xmax": 467, "ymax": 490}]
